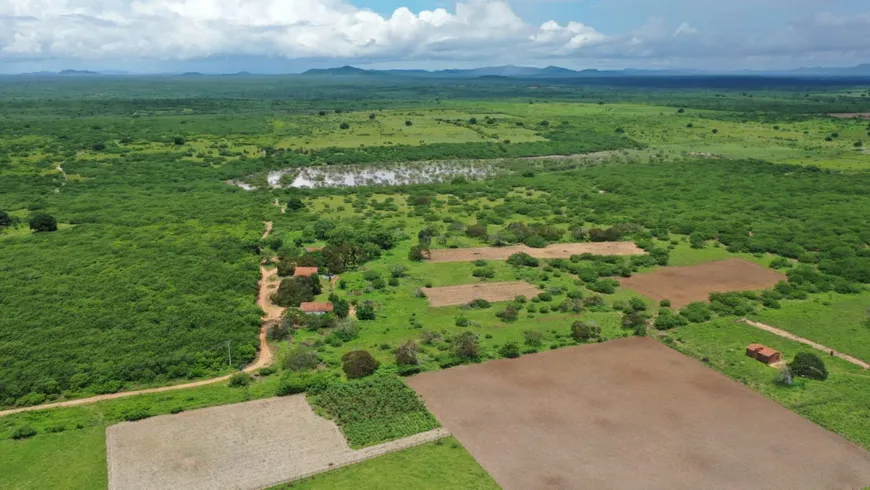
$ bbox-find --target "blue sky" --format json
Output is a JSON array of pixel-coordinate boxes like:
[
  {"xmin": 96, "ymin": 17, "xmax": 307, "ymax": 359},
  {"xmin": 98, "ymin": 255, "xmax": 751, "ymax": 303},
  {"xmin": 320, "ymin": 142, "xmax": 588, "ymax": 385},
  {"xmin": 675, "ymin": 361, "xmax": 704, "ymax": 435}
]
[{"xmin": 0, "ymin": 0, "xmax": 868, "ymax": 73}]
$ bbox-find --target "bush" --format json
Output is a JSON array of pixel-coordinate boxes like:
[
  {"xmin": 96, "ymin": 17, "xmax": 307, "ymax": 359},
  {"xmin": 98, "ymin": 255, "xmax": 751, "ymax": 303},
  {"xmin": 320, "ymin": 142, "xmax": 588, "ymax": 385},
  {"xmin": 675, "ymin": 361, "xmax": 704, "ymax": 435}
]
[
  {"xmin": 267, "ymin": 322, "xmax": 291, "ymax": 341},
  {"xmin": 123, "ymin": 409, "xmax": 151, "ymax": 422},
  {"xmin": 523, "ymin": 330, "xmax": 544, "ymax": 346},
  {"xmin": 332, "ymin": 319, "xmax": 360, "ymax": 342},
  {"xmin": 284, "ymin": 345, "xmax": 320, "ymax": 371},
  {"xmin": 11, "ymin": 426, "xmax": 37, "ymax": 440},
  {"xmin": 628, "ymin": 297, "xmax": 647, "ymax": 312},
  {"xmin": 789, "ymin": 352, "xmax": 828, "ymax": 381},
  {"xmin": 571, "ymin": 321, "xmax": 600, "ymax": 341},
  {"xmin": 467, "ymin": 298, "xmax": 492, "ymax": 309},
  {"xmin": 0, "ymin": 210, "xmax": 10, "ymax": 227},
  {"xmin": 472, "ymin": 267, "xmax": 496, "ymax": 279},
  {"xmin": 500, "ymin": 342, "xmax": 521, "ymax": 359},
  {"xmin": 277, "ymin": 371, "xmax": 335, "ymax": 396},
  {"xmin": 496, "ymin": 305, "xmax": 519, "ymax": 322},
  {"xmin": 228, "ymin": 372, "xmax": 251, "ymax": 387},
  {"xmin": 654, "ymin": 309, "xmax": 688, "ymax": 330},
  {"xmin": 452, "ymin": 331, "xmax": 480, "ymax": 360},
  {"xmin": 659, "ymin": 299, "xmax": 671, "ymax": 307},
  {"xmin": 679, "ymin": 302, "xmax": 712, "ymax": 323},
  {"xmin": 408, "ymin": 245, "xmax": 430, "ymax": 261},
  {"xmin": 506, "ymin": 252, "xmax": 539, "ymax": 267},
  {"xmin": 455, "ymin": 315, "xmax": 470, "ymax": 327},
  {"xmin": 356, "ymin": 302, "xmax": 376, "ymax": 320},
  {"xmin": 339, "ymin": 122, "xmax": 350, "ymax": 129},
  {"xmin": 395, "ymin": 341, "xmax": 419, "ymax": 366},
  {"xmin": 341, "ymin": 350, "xmax": 380, "ymax": 379},
  {"xmin": 588, "ymin": 279, "xmax": 619, "ymax": 294},
  {"xmin": 465, "ymin": 223, "xmax": 488, "ymax": 238},
  {"xmin": 29, "ymin": 213, "xmax": 57, "ymax": 233}
]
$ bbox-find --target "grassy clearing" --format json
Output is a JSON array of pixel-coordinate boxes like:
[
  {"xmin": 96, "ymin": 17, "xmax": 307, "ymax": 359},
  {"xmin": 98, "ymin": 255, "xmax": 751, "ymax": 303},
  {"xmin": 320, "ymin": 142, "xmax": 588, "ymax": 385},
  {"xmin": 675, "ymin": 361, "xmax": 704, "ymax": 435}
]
[
  {"xmin": 0, "ymin": 426, "xmax": 106, "ymax": 490},
  {"xmin": 664, "ymin": 319, "xmax": 870, "ymax": 449},
  {"xmin": 750, "ymin": 292, "xmax": 870, "ymax": 361},
  {"xmin": 271, "ymin": 437, "xmax": 498, "ymax": 490}
]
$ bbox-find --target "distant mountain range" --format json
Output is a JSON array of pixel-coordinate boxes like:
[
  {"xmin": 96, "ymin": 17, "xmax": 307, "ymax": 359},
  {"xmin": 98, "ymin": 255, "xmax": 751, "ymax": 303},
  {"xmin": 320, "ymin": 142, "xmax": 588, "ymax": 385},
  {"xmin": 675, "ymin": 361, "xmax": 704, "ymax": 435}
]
[{"xmin": 7, "ymin": 63, "xmax": 870, "ymax": 78}]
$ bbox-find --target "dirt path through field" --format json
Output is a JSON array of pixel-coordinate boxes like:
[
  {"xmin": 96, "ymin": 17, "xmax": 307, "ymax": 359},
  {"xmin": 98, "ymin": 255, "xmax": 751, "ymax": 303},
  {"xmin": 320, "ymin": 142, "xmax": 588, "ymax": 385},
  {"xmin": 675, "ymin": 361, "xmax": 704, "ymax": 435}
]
[
  {"xmin": 0, "ymin": 222, "xmax": 281, "ymax": 418},
  {"xmin": 740, "ymin": 319, "xmax": 869, "ymax": 369},
  {"xmin": 262, "ymin": 221, "xmax": 273, "ymax": 239}
]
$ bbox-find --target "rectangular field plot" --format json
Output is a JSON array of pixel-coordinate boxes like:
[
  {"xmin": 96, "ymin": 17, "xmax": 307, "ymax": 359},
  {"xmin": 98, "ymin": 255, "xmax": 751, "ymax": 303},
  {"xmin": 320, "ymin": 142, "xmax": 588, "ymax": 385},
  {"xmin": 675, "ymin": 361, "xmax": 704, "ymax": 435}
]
[
  {"xmin": 407, "ymin": 337, "xmax": 870, "ymax": 490},
  {"xmin": 422, "ymin": 281, "xmax": 540, "ymax": 307},
  {"xmin": 427, "ymin": 242, "xmax": 645, "ymax": 263},
  {"xmin": 620, "ymin": 258, "xmax": 786, "ymax": 308},
  {"xmin": 106, "ymin": 396, "xmax": 446, "ymax": 490}
]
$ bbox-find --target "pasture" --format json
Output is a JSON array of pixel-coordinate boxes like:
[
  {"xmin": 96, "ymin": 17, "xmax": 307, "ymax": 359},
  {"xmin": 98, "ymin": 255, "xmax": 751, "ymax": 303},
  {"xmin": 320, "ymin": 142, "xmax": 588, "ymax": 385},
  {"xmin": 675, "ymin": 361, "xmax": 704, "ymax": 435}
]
[
  {"xmin": 426, "ymin": 242, "xmax": 645, "ymax": 262},
  {"xmin": 408, "ymin": 337, "xmax": 870, "ymax": 489},
  {"xmin": 422, "ymin": 281, "xmax": 541, "ymax": 307}
]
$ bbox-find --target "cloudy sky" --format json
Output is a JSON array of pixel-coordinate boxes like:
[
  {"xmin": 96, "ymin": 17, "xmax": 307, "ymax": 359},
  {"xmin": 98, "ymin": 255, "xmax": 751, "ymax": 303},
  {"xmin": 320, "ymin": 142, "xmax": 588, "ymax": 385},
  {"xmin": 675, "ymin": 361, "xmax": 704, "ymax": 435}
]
[{"xmin": 1, "ymin": 0, "xmax": 868, "ymax": 73}]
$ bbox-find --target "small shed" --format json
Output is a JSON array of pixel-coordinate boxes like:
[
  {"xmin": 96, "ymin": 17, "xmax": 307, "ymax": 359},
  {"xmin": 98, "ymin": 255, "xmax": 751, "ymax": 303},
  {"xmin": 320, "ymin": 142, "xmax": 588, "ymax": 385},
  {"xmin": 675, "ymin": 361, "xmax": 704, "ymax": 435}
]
[
  {"xmin": 746, "ymin": 344, "xmax": 781, "ymax": 365},
  {"xmin": 299, "ymin": 302, "xmax": 334, "ymax": 315},
  {"xmin": 293, "ymin": 267, "xmax": 319, "ymax": 277}
]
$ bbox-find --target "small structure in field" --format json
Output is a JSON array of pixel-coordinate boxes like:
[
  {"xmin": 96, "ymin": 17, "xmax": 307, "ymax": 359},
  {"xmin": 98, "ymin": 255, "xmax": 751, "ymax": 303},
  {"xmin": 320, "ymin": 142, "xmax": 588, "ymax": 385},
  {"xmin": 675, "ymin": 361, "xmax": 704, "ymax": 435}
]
[
  {"xmin": 300, "ymin": 302, "xmax": 333, "ymax": 315},
  {"xmin": 746, "ymin": 344, "xmax": 782, "ymax": 365},
  {"xmin": 293, "ymin": 267, "xmax": 319, "ymax": 277}
]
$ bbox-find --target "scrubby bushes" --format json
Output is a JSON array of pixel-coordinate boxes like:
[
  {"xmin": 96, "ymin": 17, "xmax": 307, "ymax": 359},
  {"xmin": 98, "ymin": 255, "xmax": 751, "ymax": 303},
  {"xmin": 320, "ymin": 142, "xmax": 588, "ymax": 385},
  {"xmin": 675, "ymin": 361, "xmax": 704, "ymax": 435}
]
[
  {"xmin": 341, "ymin": 350, "xmax": 380, "ymax": 379},
  {"xmin": 571, "ymin": 321, "xmax": 600, "ymax": 341},
  {"xmin": 500, "ymin": 342, "xmax": 521, "ymax": 358},
  {"xmin": 507, "ymin": 252, "xmax": 539, "ymax": 267},
  {"xmin": 28, "ymin": 213, "xmax": 57, "ymax": 232},
  {"xmin": 284, "ymin": 346, "xmax": 320, "ymax": 371},
  {"xmin": 452, "ymin": 332, "xmax": 480, "ymax": 360},
  {"xmin": 228, "ymin": 372, "xmax": 251, "ymax": 387},
  {"xmin": 789, "ymin": 352, "xmax": 828, "ymax": 381}
]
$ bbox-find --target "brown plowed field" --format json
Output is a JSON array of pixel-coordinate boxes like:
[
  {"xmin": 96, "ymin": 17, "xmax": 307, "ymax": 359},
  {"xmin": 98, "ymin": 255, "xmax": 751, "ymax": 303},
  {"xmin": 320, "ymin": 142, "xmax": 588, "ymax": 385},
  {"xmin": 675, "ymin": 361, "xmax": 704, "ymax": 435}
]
[
  {"xmin": 830, "ymin": 112, "xmax": 870, "ymax": 119},
  {"xmin": 422, "ymin": 281, "xmax": 540, "ymax": 307},
  {"xmin": 407, "ymin": 337, "xmax": 870, "ymax": 490},
  {"xmin": 619, "ymin": 258, "xmax": 786, "ymax": 308},
  {"xmin": 428, "ymin": 242, "xmax": 644, "ymax": 263}
]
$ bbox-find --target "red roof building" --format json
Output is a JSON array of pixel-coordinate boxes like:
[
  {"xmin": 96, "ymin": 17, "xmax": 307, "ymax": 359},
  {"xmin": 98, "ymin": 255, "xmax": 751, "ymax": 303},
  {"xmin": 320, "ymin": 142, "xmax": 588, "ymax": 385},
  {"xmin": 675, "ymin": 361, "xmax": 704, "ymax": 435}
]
[
  {"xmin": 293, "ymin": 267, "xmax": 319, "ymax": 277},
  {"xmin": 746, "ymin": 344, "xmax": 781, "ymax": 365},
  {"xmin": 299, "ymin": 302, "xmax": 334, "ymax": 314}
]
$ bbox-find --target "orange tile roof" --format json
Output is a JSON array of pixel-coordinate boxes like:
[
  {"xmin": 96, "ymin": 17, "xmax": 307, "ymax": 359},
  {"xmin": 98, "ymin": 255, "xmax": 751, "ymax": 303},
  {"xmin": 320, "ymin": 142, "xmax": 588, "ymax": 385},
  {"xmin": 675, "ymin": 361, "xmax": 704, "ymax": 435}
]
[
  {"xmin": 299, "ymin": 302, "xmax": 333, "ymax": 313},
  {"xmin": 757, "ymin": 347, "xmax": 779, "ymax": 358},
  {"xmin": 293, "ymin": 267, "xmax": 319, "ymax": 277}
]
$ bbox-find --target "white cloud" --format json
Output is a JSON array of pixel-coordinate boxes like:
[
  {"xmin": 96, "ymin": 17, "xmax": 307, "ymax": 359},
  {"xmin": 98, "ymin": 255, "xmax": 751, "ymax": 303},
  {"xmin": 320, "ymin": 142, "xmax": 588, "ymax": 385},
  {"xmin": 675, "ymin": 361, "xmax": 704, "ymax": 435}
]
[{"xmin": 0, "ymin": 0, "xmax": 867, "ymax": 69}]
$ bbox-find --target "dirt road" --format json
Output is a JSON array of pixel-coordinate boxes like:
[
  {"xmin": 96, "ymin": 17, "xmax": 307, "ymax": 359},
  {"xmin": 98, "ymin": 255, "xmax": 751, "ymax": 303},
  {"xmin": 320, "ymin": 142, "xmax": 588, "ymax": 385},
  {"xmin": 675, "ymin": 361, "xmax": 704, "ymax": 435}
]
[
  {"xmin": 740, "ymin": 319, "xmax": 869, "ymax": 369},
  {"xmin": 262, "ymin": 221, "xmax": 273, "ymax": 240},
  {"xmin": 0, "ymin": 222, "xmax": 282, "ymax": 418}
]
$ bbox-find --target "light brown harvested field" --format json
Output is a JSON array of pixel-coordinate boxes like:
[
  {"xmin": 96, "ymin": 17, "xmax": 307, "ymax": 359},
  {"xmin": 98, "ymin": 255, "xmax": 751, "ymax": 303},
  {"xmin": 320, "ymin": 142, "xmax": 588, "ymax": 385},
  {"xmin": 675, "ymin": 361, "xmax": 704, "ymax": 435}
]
[
  {"xmin": 407, "ymin": 337, "xmax": 870, "ymax": 490},
  {"xmin": 829, "ymin": 112, "xmax": 870, "ymax": 119},
  {"xmin": 619, "ymin": 258, "xmax": 786, "ymax": 308},
  {"xmin": 428, "ymin": 242, "xmax": 645, "ymax": 263},
  {"xmin": 106, "ymin": 395, "xmax": 448, "ymax": 490},
  {"xmin": 422, "ymin": 281, "xmax": 540, "ymax": 307}
]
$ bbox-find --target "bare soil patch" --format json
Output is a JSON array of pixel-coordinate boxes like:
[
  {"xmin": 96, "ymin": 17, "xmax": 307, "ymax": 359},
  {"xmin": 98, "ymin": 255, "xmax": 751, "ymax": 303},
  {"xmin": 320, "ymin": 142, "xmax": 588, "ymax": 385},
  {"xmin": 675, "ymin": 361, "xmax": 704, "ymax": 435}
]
[
  {"xmin": 830, "ymin": 112, "xmax": 870, "ymax": 119},
  {"xmin": 422, "ymin": 281, "xmax": 540, "ymax": 307},
  {"xmin": 408, "ymin": 337, "xmax": 870, "ymax": 490},
  {"xmin": 619, "ymin": 258, "xmax": 786, "ymax": 308},
  {"xmin": 106, "ymin": 395, "xmax": 449, "ymax": 490},
  {"xmin": 428, "ymin": 242, "xmax": 644, "ymax": 263}
]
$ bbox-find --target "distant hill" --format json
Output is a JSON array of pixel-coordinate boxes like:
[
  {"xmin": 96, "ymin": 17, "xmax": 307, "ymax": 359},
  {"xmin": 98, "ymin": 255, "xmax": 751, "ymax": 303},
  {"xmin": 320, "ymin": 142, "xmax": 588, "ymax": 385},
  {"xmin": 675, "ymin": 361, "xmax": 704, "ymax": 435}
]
[
  {"xmin": 301, "ymin": 65, "xmax": 373, "ymax": 77},
  {"xmin": 58, "ymin": 69, "xmax": 100, "ymax": 76}
]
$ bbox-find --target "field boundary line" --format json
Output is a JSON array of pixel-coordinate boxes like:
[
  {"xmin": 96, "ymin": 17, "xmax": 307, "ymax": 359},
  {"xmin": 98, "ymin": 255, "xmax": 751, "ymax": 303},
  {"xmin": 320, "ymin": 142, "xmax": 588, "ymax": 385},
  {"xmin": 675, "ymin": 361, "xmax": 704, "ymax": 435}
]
[
  {"xmin": 260, "ymin": 428, "xmax": 452, "ymax": 489},
  {"xmin": 0, "ymin": 223, "xmax": 279, "ymax": 418},
  {"xmin": 739, "ymin": 318, "xmax": 869, "ymax": 369}
]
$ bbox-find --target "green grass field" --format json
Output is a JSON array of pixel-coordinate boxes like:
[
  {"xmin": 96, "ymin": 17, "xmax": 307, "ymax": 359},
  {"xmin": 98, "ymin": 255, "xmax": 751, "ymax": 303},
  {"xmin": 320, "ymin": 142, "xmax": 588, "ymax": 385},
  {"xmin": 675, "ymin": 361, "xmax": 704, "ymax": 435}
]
[{"xmin": 272, "ymin": 437, "xmax": 498, "ymax": 490}]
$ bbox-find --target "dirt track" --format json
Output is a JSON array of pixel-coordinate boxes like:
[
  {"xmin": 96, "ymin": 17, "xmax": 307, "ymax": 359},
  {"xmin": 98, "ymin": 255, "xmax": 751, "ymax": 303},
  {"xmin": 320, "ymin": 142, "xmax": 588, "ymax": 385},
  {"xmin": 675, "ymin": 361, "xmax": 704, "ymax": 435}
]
[
  {"xmin": 829, "ymin": 113, "xmax": 870, "ymax": 119},
  {"xmin": 0, "ymin": 222, "xmax": 280, "ymax": 418},
  {"xmin": 408, "ymin": 337, "xmax": 870, "ymax": 490},
  {"xmin": 107, "ymin": 395, "xmax": 449, "ymax": 490},
  {"xmin": 619, "ymin": 258, "xmax": 786, "ymax": 308},
  {"xmin": 423, "ymin": 281, "xmax": 540, "ymax": 307},
  {"xmin": 428, "ymin": 242, "xmax": 645, "ymax": 263},
  {"xmin": 741, "ymin": 319, "xmax": 869, "ymax": 369}
]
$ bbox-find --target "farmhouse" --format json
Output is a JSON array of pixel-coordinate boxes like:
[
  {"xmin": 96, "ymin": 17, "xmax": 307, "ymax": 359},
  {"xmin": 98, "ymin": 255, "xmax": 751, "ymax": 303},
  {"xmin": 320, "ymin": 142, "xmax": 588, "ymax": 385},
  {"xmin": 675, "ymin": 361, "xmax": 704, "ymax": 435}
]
[
  {"xmin": 746, "ymin": 344, "xmax": 782, "ymax": 365},
  {"xmin": 293, "ymin": 267, "xmax": 319, "ymax": 277},
  {"xmin": 300, "ymin": 302, "xmax": 333, "ymax": 315}
]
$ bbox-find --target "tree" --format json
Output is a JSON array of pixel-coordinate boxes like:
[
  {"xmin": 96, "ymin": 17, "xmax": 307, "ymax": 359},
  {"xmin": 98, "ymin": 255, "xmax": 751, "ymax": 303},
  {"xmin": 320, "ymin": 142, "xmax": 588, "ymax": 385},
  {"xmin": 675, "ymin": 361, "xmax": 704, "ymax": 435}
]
[
  {"xmin": 339, "ymin": 122, "xmax": 350, "ymax": 130},
  {"xmin": 408, "ymin": 245, "xmax": 430, "ymax": 261},
  {"xmin": 452, "ymin": 332, "xmax": 480, "ymax": 360},
  {"xmin": 29, "ymin": 213, "xmax": 57, "ymax": 233},
  {"xmin": 465, "ymin": 223, "xmax": 488, "ymax": 238},
  {"xmin": 540, "ymin": 120, "xmax": 550, "ymax": 127},
  {"xmin": 0, "ymin": 210, "xmax": 10, "ymax": 227},
  {"xmin": 405, "ymin": 120, "xmax": 413, "ymax": 126},
  {"xmin": 284, "ymin": 346, "xmax": 319, "ymax": 371},
  {"xmin": 654, "ymin": 309, "xmax": 687, "ymax": 330},
  {"xmin": 496, "ymin": 305, "xmax": 519, "ymax": 322},
  {"xmin": 228, "ymin": 372, "xmax": 251, "ymax": 387},
  {"xmin": 286, "ymin": 197, "xmax": 305, "ymax": 211},
  {"xmin": 173, "ymin": 136, "xmax": 185, "ymax": 145},
  {"xmin": 332, "ymin": 297, "xmax": 350, "ymax": 319},
  {"xmin": 368, "ymin": 113, "xmax": 376, "ymax": 119},
  {"xmin": 356, "ymin": 302, "xmax": 376, "ymax": 320},
  {"xmin": 469, "ymin": 117, "xmax": 477, "ymax": 124},
  {"xmin": 395, "ymin": 341, "xmax": 419, "ymax": 366},
  {"xmin": 789, "ymin": 352, "xmax": 828, "ymax": 381},
  {"xmin": 679, "ymin": 302, "xmax": 712, "ymax": 323},
  {"xmin": 274, "ymin": 277, "xmax": 316, "ymax": 307},
  {"xmin": 506, "ymin": 252, "xmax": 539, "ymax": 267},
  {"xmin": 571, "ymin": 321, "xmax": 600, "ymax": 341},
  {"xmin": 341, "ymin": 350, "xmax": 380, "ymax": 379}
]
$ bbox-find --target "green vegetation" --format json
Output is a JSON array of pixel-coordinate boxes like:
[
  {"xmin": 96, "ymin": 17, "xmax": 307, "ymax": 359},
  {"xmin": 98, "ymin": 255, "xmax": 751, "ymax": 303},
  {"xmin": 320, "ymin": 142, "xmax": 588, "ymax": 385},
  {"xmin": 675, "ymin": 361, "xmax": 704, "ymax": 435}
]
[
  {"xmin": 271, "ymin": 437, "xmax": 499, "ymax": 490},
  {"xmin": 308, "ymin": 376, "xmax": 440, "ymax": 448}
]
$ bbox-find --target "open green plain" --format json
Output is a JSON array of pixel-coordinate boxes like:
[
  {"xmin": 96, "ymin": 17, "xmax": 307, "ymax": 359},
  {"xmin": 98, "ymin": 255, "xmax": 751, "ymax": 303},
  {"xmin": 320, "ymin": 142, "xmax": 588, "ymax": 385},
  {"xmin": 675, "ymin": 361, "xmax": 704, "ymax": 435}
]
[{"xmin": 1, "ymin": 74, "xmax": 870, "ymax": 489}]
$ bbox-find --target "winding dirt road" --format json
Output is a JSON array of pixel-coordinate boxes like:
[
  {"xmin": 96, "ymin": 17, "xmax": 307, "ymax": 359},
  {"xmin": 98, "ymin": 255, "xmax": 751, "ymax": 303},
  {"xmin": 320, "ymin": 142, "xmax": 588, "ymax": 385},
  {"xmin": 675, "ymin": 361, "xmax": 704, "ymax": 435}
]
[
  {"xmin": 0, "ymin": 222, "xmax": 282, "ymax": 418},
  {"xmin": 740, "ymin": 319, "xmax": 869, "ymax": 369}
]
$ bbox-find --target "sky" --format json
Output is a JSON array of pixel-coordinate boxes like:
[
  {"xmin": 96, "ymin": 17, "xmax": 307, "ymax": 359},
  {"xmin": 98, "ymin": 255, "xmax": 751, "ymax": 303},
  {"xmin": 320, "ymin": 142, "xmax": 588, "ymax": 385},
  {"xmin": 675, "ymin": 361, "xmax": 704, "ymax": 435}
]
[{"xmin": 0, "ymin": 0, "xmax": 868, "ymax": 73}]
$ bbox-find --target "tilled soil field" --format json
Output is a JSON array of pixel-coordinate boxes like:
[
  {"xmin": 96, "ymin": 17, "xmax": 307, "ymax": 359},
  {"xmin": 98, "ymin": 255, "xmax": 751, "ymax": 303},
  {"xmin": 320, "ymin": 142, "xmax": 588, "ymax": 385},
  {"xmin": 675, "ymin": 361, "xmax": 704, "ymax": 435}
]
[
  {"xmin": 422, "ymin": 281, "xmax": 540, "ymax": 307},
  {"xmin": 106, "ymin": 395, "xmax": 448, "ymax": 490},
  {"xmin": 619, "ymin": 258, "xmax": 786, "ymax": 308},
  {"xmin": 408, "ymin": 337, "xmax": 870, "ymax": 490},
  {"xmin": 427, "ymin": 242, "xmax": 645, "ymax": 263}
]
